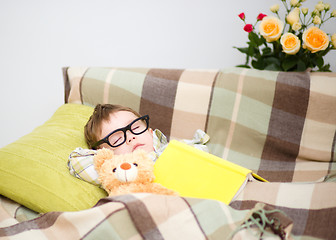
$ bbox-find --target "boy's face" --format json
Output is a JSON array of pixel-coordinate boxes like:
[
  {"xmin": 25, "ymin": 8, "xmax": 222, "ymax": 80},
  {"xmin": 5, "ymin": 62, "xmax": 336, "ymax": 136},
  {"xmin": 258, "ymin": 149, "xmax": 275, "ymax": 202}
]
[{"xmin": 98, "ymin": 111, "xmax": 154, "ymax": 155}]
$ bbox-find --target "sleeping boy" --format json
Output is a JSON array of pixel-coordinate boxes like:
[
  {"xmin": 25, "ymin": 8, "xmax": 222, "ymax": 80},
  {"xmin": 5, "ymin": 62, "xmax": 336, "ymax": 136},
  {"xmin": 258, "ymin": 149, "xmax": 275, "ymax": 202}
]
[{"xmin": 68, "ymin": 103, "xmax": 209, "ymax": 185}]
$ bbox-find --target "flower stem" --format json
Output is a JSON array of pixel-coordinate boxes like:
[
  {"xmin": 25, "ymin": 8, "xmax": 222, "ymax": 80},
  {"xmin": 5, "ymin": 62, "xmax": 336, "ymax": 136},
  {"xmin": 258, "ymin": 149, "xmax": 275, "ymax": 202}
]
[{"xmin": 281, "ymin": 0, "xmax": 290, "ymax": 13}]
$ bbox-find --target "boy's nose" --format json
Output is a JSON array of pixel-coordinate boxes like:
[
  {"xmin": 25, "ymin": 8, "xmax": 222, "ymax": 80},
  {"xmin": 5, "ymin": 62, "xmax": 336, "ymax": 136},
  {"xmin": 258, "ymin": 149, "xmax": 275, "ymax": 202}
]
[{"xmin": 125, "ymin": 131, "xmax": 135, "ymax": 143}]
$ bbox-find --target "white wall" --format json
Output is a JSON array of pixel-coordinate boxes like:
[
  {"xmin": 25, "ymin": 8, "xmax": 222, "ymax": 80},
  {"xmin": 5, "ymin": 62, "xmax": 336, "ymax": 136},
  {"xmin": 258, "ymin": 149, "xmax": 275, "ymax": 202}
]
[{"xmin": 0, "ymin": 0, "xmax": 335, "ymax": 147}]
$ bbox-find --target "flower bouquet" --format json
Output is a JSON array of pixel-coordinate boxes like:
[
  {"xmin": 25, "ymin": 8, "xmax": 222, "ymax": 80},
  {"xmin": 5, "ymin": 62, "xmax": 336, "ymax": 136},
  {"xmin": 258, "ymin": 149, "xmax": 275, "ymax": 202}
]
[{"xmin": 235, "ymin": 0, "xmax": 336, "ymax": 72}]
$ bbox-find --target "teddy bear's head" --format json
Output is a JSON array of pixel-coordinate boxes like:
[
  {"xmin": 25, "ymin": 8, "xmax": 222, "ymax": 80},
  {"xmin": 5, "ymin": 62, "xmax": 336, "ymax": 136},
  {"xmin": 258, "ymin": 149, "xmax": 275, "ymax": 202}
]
[{"xmin": 94, "ymin": 148, "xmax": 155, "ymax": 193}]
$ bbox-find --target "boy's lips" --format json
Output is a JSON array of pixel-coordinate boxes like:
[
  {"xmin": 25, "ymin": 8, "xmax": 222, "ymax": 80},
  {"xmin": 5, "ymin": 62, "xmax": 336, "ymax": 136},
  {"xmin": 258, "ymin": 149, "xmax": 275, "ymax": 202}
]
[{"xmin": 132, "ymin": 144, "xmax": 144, "ymax": 152}]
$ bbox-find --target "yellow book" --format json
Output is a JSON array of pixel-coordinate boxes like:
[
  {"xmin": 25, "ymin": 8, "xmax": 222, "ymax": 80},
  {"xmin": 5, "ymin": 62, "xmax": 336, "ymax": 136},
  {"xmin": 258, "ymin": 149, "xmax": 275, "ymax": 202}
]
[{"xmin": 154, "ymin": 140, "xmax": 267, "ymax": 204}]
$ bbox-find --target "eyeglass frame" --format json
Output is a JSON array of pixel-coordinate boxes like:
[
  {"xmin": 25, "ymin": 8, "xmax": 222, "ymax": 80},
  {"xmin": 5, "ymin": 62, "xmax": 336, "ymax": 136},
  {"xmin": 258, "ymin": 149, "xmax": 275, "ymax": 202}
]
[{"xmin": 92, "ymin": 115, "xmax": 150, "ymax": 149}]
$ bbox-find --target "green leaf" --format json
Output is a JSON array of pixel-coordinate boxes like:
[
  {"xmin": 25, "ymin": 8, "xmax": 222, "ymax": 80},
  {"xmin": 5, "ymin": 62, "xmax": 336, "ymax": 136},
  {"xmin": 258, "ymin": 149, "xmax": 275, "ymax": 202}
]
[
  {"xmin": 248, "ymin": 32, "xmax": 259, "ymax": 43},
  {"xmin": 258, "ymin": 36, "xmax": 266, "ymax": 46},
  {"xmin": 234, "ymin": 47, "xmax": 250, "ymax": 54},
  {"xmin": 236, "ymin": 65, "xmax": 251, "ymax": 68},
  {"xmin": 318, "ymin": 63, "xmax": 331, "ymax": 72},
  {"xmin": 311, "ymin": 57, "xmax": 318, "ymax": 68},
  {"xmin": 319, "ymin": 46, "xmax": 331, "ymax": 57},
  {"xmin": 264, "ymin": 57, "xmax": 281, "ymax": 66},
  {"xmin": 316, "ymin": 57, "xmax": 324, "ymax": 68},
  {"xmin": 248, "ymin": 45, "xmax": 256, "ymax": 57},
  {"xmin": 282, "ymin": 57, "xmax": 298, "ymax": 71},
  {"xmin": 249, "ymin": 41, "xmax": 257, "ymax": 49},
  {"xmin": 262, "ymin": 47, "xmax": 272, "ymax": 56},
  {"xmin": 251, "ymin": 58, "xmax": 265, "ymax": 70},
  {"xmin": 248, "ymin": 32, "xmax": 266, "ymax": 47},
  {"xmin": 297, "ymin": 60, "xmax": 307, "ymax": 71},
  {"xmin": 265, "ymin": 63, "xmax": 282, "ymax": 71}
]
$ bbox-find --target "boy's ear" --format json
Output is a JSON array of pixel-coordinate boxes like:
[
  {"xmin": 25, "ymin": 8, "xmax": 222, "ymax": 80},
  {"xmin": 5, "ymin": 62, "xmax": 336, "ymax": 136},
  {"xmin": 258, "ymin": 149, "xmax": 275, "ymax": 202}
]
[{"xmin": 149, "ymin": 128, "xmax": 153, "ymax": 134}]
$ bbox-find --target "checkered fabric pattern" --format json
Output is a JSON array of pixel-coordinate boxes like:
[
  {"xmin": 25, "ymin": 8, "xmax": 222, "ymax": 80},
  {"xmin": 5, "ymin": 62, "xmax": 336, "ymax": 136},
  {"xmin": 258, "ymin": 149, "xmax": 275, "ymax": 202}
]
[
  {"xmin": 0, "ymin": 193, "xmax": 296, "ymax": 240},
  {"xmin": 60, "ymin": 67, "xmax": 336, "ymax": 239},
  {"xmin": 1, "ymin": 67, "xmax": 335, "ymax": 240},
  {"xmin": 66, "ymin": 67, "xmax": 336, "ymax": 182}
]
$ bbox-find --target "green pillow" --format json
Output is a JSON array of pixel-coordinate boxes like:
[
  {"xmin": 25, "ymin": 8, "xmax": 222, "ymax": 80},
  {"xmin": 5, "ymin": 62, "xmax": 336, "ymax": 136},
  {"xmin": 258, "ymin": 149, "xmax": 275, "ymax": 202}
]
[{"xmin": 0, "ymin": 104, "xmax": 107, "ymax": 213}]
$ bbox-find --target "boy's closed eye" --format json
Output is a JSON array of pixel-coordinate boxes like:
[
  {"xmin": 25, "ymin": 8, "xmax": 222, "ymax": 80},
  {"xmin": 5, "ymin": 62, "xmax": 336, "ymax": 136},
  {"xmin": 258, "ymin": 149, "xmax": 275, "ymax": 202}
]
[
  {"xmin": 132, "ymin": 126, "xmax": 140, "ymax": 131},
  {"xmin": 113, "ymin": 137, "xmax": 122, "ymax": 145}
]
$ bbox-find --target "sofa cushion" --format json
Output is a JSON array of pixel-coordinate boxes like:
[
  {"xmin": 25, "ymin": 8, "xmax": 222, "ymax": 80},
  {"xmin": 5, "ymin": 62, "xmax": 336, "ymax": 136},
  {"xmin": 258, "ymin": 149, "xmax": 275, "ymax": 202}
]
[{"xmin": 0, "ymin": 104, "xmax": 107, "ymax": 213}]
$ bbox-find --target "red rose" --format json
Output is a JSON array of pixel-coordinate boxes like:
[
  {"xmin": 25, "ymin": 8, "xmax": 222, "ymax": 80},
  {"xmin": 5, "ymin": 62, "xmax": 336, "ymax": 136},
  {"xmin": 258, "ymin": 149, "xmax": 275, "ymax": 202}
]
[
  {"xmin": 257, "ymin": 13, "xmax": 267, "ymax": 21},
  {"xmin": 243, "ymin": 24, "xmax": 253, "ymax": 32},
  {"xmin": 238, "ymin": 12, "xmax": 245, "ymax": 20}
]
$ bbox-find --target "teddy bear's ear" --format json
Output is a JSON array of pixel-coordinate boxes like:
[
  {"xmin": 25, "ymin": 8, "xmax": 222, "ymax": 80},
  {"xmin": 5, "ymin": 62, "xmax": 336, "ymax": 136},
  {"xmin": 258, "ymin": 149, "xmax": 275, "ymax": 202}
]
[
  {"xmin": 132, "ymin": 149, "xmax": 154, "ymax": 167},
  {"xmin": 94, "ymin": 148, "xmax": 114, "ymax": 170}
]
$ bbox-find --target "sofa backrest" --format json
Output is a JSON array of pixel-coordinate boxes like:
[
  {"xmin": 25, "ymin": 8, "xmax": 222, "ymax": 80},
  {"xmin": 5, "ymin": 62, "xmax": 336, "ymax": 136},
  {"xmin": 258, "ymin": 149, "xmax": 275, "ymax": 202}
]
[{"xmin": 64, "ymin": 67, "xmax": 336, "ymax": 182}]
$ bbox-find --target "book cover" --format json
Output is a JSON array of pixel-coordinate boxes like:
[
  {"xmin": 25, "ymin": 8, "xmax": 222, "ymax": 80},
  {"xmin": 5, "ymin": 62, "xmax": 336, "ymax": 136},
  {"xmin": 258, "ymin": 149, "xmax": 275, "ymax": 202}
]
[{"xmin": 154, "ymin": 140, "xmax": 267, "ymax": 204}]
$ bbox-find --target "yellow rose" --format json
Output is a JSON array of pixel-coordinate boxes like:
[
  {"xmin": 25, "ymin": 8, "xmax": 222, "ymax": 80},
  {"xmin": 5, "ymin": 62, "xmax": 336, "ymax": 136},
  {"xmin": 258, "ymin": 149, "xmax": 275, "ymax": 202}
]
[
  {"xmin": 332, "ymin": 34, "xmax": 336, "ymax": 48},
  {"xmin": 315, "ymin": 3, "xmax": 325, "ymax": 12},
  {"xmin": 302, "ymin": 26, "xmax": 329, "ymax": 53},
  {"xmin": 313, "ymin": 15, "xmax": 322, "ymax": 25},
  {"xmin": 301, "ymin": 7, "xmax": 309, "ymax": 15},
  {"xmin": 290, "ymin": 0, "xmax": 299, "ymax": 7},
  {"xmin": 312, "ymin": 9, "xmax": 320, "ymax": 16},
  {"xmin": 332, "ymin": 10, "xmax": 336, "ymax": 17},
  {"xmin": 286, "ymin": 8, "xmax": 300, "ymax": 26},
  {"xmin": 270, "ymin": 4, "xmax": 280, "ymax": 13},
  {"xmin": 280, "ymin": 33, "xmax": 301, "ymax": 55},
  {"xmin": 259, "ymin": 16, "xmax": 284, "ymax": 42},
  {"xmin": 292, "ymin": 22, "xmax": 302, "ymax": 31}
]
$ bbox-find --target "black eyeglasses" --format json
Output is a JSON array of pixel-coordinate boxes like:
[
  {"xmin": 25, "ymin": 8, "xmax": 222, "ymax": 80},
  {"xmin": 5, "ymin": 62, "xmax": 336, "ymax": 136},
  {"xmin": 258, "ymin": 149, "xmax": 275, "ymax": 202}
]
[{"xmin": 92, "ymin": 115, "xmax": 150, "ymax": 149}]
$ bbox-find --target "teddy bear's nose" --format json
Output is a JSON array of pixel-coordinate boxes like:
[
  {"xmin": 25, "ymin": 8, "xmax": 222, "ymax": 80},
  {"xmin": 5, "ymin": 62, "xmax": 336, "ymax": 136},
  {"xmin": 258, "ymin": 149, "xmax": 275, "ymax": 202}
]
[
  {"xmin": 115, "ymin": 162, "xmax": 138, "ymax": 183},
  {"xmin": 120, "ymin": 162, "xmax": 132, "ymax": 170}
]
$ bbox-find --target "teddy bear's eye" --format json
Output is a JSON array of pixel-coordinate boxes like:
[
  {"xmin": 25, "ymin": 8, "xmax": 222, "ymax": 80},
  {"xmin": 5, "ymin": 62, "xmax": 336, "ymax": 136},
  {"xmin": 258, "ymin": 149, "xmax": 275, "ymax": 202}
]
[
  {"xmin": 113, "ymin": 168, "xmax": 117, "ymax": 173},
  {"xmin": 133, "ymin": 163, "xmax": 138, "ymax": 167}
]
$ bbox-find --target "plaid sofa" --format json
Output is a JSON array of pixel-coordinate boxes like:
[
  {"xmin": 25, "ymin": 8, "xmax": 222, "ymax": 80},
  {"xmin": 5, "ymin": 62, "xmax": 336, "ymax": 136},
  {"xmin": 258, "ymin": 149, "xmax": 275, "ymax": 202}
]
[
  {"xmin": 0, "ymin": 67, "xmax": 335, "ymax": 240},
  {"xmin": 65, "ymin": 67, "xmax": 336, "ymax": 182},
  {"xmin": 62, "ymin": 67, "xmax": 336, "ymax": 239}
]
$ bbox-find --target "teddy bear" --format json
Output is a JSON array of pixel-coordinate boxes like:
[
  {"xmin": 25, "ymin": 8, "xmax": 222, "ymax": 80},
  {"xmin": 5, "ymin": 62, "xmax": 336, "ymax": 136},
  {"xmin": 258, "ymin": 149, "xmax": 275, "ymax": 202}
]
[{"xmin": 94, "ymin": 148, "xmax": 177, "ymax": 196}]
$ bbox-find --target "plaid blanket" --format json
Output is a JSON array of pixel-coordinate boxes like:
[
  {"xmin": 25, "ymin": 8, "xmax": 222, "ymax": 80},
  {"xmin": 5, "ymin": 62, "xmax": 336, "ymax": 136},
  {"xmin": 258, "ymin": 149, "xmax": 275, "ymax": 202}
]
[
  {"xmin": 231, "ymin": 178, "xmax": 336, "ymax": 240},
  {"xmin": 1, "ymin": 193, "xmax": 298, "ymax": 240}
]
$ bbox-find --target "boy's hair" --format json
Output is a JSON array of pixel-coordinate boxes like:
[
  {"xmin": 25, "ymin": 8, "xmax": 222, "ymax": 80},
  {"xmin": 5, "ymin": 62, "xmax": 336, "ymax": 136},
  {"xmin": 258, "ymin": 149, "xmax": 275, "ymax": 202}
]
[{"xmin": 84, "ymin": 104, "xmax": 141, "ymax": 149}]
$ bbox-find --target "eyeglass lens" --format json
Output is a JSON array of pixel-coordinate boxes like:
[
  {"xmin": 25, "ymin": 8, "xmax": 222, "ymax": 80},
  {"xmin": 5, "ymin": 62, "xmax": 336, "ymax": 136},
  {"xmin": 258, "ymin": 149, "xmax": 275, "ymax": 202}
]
[{"xmin": 108, "ymin": 118, "xmax": 148, "ymax": 147}]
